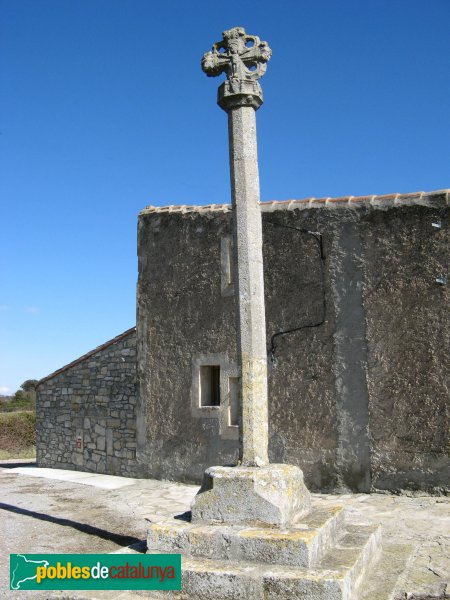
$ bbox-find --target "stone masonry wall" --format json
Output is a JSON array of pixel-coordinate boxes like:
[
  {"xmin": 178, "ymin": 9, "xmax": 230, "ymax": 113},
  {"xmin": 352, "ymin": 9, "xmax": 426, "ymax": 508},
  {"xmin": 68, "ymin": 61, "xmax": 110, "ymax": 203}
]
[
  {"xmin": 36, "ymin": 328, "xmax": 137, "ymax": 477},
  {"xmin": 137, "ymin": 190, "xmax": 449, "ymax": 493},
  {"xmin": 36, "ymin": 190, "xmax": 448, "ymax": 493}
]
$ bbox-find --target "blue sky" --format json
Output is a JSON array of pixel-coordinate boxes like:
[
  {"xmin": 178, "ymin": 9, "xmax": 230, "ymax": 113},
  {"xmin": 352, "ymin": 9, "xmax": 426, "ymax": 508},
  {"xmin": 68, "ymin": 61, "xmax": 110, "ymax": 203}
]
[{"xmin": 1, "ymin": 0, "xmax": 449, "ymax": 393}]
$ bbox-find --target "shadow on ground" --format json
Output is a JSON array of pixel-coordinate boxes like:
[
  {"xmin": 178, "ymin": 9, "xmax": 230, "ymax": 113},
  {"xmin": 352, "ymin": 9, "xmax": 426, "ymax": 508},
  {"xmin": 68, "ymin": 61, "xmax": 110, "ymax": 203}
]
[{"xmin": 0, "ymin": 502, "xmax": 144, "ymax": 549}]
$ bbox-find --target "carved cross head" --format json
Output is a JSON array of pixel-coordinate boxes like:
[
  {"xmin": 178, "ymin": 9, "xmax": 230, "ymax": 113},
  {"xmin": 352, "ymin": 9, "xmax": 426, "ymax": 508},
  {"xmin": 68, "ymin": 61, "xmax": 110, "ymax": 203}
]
[
  {"xmin": 202, "ymin": 27, "xmax": 272, "ymax": 84},
  {"xmin": 202, "ymin": 27, "xmax": 272, "ymax": 112}
]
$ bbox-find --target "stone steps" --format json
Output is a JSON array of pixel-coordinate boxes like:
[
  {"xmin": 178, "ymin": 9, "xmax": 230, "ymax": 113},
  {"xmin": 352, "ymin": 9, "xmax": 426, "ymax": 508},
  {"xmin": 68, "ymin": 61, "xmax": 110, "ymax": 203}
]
[
  {"xmin": 146, "ymin": 521, "xmax": 382, "ymax": 599},
  {"xmin": 359, "ymin": 542, "xmax": 414, "ymax": 600},
  {"xmin": 147, "ymin": 504, "xmax": 345, "ymax": 568}
]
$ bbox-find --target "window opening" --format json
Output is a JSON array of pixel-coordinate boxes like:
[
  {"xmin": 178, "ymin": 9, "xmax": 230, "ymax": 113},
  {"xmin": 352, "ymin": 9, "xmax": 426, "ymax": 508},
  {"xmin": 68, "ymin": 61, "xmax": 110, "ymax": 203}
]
[{"xmin": 200, "ymin": 365, "xmax": 221, "ymax": 406}]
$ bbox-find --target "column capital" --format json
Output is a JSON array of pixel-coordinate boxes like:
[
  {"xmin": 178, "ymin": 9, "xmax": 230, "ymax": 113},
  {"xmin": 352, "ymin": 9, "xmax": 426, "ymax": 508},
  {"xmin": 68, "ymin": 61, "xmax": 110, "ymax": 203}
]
[{"xmin": 201, "ymin": 26, "xmax": 272, "ymax": 112}]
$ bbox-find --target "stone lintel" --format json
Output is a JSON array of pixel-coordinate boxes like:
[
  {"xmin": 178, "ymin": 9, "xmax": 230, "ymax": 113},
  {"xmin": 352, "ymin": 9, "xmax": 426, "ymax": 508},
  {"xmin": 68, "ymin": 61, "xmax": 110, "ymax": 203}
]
[{"xmin": 190, "ymin": 464, "xmax": 311, "ymax": 528}]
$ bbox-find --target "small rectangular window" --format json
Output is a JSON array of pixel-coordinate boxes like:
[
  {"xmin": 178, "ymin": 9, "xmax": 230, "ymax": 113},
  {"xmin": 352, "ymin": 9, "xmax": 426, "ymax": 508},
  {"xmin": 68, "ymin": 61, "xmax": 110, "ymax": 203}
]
[{"xmin": 200, "ymin": 365, "xmax": 221, "ymax": 406}]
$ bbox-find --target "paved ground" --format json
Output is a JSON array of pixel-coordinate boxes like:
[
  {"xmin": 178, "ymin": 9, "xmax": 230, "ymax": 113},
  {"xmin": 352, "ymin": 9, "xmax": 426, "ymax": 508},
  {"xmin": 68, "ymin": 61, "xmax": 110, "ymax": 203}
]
[{"xmin": 1, "ymin": 461, "xmax": 448, "ymax": 599}]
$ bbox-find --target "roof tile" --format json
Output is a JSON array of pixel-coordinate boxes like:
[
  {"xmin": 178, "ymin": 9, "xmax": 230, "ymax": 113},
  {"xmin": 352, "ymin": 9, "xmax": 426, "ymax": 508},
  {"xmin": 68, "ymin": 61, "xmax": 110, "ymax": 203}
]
[{"xmin": 139, "ymin": 189, "xmax": 449, "ymax": 216}]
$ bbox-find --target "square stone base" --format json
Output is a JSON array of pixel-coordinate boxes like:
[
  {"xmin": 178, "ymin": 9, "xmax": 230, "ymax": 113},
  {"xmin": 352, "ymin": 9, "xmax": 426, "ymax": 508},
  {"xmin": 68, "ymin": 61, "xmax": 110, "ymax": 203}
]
[
  {"xmin": 190, "ymin": 463, "xmax": 311, "ymax": 528},
  {"xmin": 147, "ymin": 504, "xmax": 382, "ymax": 600},
  {"xmin": 148, "ymin": 504, "xmax": 344, "ymax": 567}
]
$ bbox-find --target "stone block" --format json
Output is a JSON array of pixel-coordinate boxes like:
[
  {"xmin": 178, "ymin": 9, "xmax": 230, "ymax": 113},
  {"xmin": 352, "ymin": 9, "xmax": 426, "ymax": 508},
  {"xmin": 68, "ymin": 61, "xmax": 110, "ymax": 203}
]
[
  {"xmin": 262, "ymin": 571, "xmax": 345, "ymax": 600},
  {"xmin": 73, "ymin": 452, "xmax": 83, "ymax": 467},
  {"xmin": 191, "ymin": 464, "xmax": 311, "ymax": 528},
  {"xmin": 106, "ymin": 429, "xmax": 113, "ymax": 455},
  {"xmin": 94, "ymin": 424, "xmax": 105, "ymax": 436},
  {"xmin": 182, "ymin": 557, "xmax": 262, "ymax": 599}
]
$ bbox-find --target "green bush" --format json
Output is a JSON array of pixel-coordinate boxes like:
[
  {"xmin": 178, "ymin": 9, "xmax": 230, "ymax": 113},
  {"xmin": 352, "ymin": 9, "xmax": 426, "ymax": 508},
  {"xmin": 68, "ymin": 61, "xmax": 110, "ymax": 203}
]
[
  {"xmin": 0, "ymin": 380, "xmax": 37, "ymax": 413},
  {"xmin": 0, "ymin": 394, "xmax": 35, "ymax": 413},
  {"xmin": 0, "ymin": 411, "xmax": 36, "ymax": 457}
]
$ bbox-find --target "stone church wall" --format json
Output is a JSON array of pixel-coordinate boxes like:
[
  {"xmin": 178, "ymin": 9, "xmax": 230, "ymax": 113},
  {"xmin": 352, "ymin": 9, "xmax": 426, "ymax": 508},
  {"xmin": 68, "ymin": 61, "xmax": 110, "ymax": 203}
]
[
  {"xmin": 137, "ymin": 190, "xmax": 449, "ymax": 493},
  {"xmin": 36, "ymin": 328, "xmax": 137, "ymax": 477},
  {"xmin": 36, "ymin": 190, "xmax": 448, "ymax": 493}
]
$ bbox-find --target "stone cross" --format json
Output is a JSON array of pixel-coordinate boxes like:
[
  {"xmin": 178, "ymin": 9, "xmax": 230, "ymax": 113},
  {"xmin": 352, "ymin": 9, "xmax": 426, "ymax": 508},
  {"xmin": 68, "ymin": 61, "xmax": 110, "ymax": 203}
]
[
  {"xmin": 202, "ymin": 27, "xmax": 272, "ymax": 467},
  {"xmin": 191, "ymin": 28, "xmax": 310, "ymax": 527}
]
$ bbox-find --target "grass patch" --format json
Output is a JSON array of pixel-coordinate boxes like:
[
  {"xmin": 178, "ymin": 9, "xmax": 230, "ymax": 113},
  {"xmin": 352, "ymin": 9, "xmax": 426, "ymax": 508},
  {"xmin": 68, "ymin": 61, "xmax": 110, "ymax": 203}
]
[
  {"xmin": 0, "ymin": 411, "xmax": 36, "ymax": 458},
  {"xmin": 0, "ymin": 447, "xmax": 36, "ymax": 460}
]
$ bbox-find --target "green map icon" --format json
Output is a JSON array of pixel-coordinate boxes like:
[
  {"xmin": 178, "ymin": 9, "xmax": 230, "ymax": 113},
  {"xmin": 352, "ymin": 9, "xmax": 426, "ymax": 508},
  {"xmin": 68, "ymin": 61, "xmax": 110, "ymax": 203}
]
[{"xmin": 10, "ymin": 554, "xmax": 49, "ymax": 590}]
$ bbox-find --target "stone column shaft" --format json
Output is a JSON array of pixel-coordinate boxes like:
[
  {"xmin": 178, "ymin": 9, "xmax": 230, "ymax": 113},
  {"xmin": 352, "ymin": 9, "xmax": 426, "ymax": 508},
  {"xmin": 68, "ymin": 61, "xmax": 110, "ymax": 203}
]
[
  {"xmin": 228, "ymin": 106, "xmax": 269, "ymax": 467},
  {"xmin": 192, "ymin": 28, "xmax": 311, "ymax": 527}
]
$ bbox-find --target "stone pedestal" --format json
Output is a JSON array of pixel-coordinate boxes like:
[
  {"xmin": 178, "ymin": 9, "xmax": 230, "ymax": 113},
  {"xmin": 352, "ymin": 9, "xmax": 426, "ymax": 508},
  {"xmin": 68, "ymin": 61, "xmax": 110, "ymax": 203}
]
[
  {"xmin": 191, "ymin": 464, "xmax": 311, "ymax": 528},
  {"xmin": 147, "ymin": 500, "xmax": 382, "ymax": 600}
]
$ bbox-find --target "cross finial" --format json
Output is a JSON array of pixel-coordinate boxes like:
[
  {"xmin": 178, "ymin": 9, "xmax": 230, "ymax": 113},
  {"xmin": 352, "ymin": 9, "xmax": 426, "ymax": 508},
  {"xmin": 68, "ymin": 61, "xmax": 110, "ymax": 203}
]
[{"xmin": 202, "ymin": 27, "xmax": 272, "ymax": 111}]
